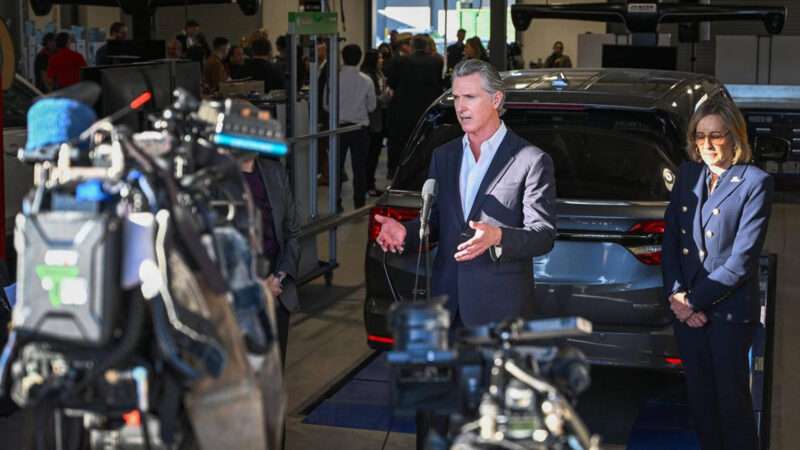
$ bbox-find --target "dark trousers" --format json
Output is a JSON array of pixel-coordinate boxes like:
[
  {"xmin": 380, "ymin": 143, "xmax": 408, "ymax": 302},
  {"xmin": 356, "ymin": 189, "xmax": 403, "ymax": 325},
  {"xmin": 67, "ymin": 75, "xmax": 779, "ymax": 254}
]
[
  {"xmin": 338, "ymin": 127, "xmax": 369, "ymax": 209},
  {"xmin": 367, "ymin": 131, "xmax": 383, "ymax": 190},
  {"xmin": 275, "ymin": 300, "xmax": 291, "ymax": 368},
  {"xmin": 387, "ymin": 135, "xmax": 405, "ymax": 179},
  {"xmin": 674, "ymin": 319, "xmax": 758, "ymax": 450}
]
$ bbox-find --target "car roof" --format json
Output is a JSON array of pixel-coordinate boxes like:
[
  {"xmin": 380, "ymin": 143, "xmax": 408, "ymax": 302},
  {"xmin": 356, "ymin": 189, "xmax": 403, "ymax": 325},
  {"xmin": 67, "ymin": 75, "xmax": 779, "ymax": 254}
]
[{"xmin": 446, "ymin": 68, "xmax": 713, "ymax": 111}]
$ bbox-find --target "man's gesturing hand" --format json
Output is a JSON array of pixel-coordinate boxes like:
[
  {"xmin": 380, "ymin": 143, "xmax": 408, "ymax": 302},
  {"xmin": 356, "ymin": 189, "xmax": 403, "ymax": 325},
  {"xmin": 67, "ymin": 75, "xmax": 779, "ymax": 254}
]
[
  {"xmin": 454, "ymin": 221, "xmax": 502, "ymax": 262},
  {"xmin": 374, "ymin": 215, "xmax": 407, "ymax": 253}
]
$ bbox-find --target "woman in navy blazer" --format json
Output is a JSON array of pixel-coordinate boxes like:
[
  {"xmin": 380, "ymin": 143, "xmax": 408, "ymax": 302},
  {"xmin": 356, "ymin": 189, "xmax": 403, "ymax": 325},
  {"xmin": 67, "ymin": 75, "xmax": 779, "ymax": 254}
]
[{"xmin": 662, "ymin": 95, "xmax": 773, "ymax": 450}]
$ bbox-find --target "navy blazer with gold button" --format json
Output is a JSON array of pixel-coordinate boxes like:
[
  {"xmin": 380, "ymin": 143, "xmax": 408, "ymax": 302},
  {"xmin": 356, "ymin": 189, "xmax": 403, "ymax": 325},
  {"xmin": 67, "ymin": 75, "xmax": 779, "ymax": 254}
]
[{"xmin": 662, "ymin": 161, "xmax": 773, "ymax": 323}]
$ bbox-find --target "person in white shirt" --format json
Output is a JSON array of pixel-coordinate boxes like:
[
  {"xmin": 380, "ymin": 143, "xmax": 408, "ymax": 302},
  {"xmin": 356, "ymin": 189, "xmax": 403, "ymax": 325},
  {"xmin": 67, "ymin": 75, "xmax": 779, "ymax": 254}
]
[{"xmin": 327, "ymin": 44, "xmax": 376, "ymax": 209}]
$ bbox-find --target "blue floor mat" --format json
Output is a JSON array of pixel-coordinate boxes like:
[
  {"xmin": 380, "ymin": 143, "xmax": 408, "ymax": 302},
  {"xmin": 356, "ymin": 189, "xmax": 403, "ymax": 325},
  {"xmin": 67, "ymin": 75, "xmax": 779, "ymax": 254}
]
[
  {"xmin": 302, "ymin": 355, "xmax": 416, "ymax": 433},
  {"xmin": 303, "ymin": 355, "xmax": 700, "ymax": 449}
]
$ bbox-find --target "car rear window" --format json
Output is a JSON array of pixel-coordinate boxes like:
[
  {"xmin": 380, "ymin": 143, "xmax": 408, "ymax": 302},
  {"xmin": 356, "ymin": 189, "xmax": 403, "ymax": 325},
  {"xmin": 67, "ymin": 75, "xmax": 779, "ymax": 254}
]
[{"xmin": 394, "ymin": 106, "xmax": 677, "ymax": 201}]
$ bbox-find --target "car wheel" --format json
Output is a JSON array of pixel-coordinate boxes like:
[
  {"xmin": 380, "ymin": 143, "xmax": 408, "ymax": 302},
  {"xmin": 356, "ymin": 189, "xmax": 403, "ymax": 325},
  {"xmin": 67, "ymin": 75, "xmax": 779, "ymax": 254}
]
[
  {"xmin": 237, "ymin": 0, "xmax": 260, "ymax": 16},
  {"xmin": 29, "ymin": 0, "xmax": 52, "ymax": 16}
]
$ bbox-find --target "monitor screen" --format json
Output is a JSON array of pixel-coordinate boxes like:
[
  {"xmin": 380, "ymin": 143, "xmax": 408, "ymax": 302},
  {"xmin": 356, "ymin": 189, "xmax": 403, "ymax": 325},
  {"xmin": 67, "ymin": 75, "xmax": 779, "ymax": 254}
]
[
  {"xmin": 81, "ymin": 60, "xmax": 201, "ymax": 131},
  {"xmin": 602, "ymin": 45, "xmax": 678, "ymax": 71},
  {"xmin": 101, "ymin": 63, "xmax": 171, "ymax": 130},
  {"xmin": 102, "ymin": 40, "xmax": 166, "ymax": 64}
]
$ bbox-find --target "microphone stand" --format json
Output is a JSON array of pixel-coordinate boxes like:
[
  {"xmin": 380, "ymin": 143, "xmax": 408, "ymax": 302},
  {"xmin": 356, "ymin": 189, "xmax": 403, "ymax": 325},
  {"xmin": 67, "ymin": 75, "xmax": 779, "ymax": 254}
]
[
  {"xmin": 424, "ymin": 225, "xmax": 432, "ymax": 303},
  {"xmin": 412, "ymin": 220, "xmax": 432, "ymax": 303}
]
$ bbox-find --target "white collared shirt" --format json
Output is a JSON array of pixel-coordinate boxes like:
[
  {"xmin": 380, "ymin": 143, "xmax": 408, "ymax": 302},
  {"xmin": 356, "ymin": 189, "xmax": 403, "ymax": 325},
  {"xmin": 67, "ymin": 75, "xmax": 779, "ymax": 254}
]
[
  {"xmin": 459, "ymin": 121, "xmax": 508, "ymax": 220},
  {"xmin": 324, "ymin": 65, "xmax": 376, "ymax": 126}
]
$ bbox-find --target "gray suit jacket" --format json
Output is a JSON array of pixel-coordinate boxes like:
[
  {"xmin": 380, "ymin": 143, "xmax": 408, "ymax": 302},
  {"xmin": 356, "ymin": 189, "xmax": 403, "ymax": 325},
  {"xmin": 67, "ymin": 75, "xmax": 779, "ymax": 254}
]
[
  {"xmin": 406, "ymin": 129, "xmax": 557, "ymax": 326},
  {"xmin": 255, "ymin": 158, "xmax": 301, "ymax": 312}
]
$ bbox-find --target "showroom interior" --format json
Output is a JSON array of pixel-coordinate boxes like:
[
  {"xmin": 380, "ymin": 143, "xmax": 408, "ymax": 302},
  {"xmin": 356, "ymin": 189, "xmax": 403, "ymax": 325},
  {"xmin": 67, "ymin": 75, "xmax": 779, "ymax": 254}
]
[{"xmin": 0, "ymin": 0, "xmax": 798, "ymax": 449}]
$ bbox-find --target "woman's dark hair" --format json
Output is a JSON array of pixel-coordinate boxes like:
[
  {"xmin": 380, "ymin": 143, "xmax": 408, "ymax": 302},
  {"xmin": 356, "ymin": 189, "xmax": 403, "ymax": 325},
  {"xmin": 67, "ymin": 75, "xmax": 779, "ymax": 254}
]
[{"xmin": 361, "ymin": 49, "xmax": 380, "ymax": 74}]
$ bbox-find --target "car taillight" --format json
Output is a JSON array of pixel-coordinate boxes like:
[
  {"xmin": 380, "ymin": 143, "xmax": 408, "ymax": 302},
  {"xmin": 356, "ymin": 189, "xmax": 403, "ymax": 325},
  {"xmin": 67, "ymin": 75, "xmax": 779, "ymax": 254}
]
[
  {"xmin": 665, "ymin": 357, "xmax": 683, "ymax": 367},
  {"xmin": 626, "ymin": 220, "xmax": 665, "ymax": 266},
  {"xmin": 368, "ymin": 206, "xmax": 420, "ymax": 242},
  {"xmin": 367, "ymin": 335, "xmax": 395, "ymax": 345}
]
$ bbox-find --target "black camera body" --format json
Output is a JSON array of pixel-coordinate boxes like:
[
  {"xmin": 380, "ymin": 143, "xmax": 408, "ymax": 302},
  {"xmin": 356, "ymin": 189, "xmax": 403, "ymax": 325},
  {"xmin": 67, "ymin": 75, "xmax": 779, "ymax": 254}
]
[
  {"xmin": 386, "ymin": 302, "xmax": 597, "ymax": 450},
  {"xmin": 14, "ymin": 210, "xmax": 122, "ymax": 346}
]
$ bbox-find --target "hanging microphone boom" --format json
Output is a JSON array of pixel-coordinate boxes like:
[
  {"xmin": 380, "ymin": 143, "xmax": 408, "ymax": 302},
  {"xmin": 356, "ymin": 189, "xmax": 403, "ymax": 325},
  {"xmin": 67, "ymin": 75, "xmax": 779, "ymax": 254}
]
[{"xmin": 419, "ymin": 178, "xmax": 438, "ymax": 241}]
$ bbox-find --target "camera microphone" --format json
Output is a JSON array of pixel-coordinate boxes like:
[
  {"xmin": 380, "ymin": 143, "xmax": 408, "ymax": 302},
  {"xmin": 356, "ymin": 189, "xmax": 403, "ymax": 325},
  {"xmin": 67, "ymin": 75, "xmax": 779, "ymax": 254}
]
[{"xmin": 419, "ymin": 178, "xmax": 438, "ymax": 241}]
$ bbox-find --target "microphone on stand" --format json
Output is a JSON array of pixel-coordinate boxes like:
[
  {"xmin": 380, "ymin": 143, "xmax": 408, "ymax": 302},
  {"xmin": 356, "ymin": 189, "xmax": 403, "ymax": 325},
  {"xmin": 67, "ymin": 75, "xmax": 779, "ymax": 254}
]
[
  {"xmin": 419, "ymin": 179, "xmax": 438, "ymax": 241},
  {"xmin": 413, "ymin": 179, "xmax": 437, "ymax": 303}
]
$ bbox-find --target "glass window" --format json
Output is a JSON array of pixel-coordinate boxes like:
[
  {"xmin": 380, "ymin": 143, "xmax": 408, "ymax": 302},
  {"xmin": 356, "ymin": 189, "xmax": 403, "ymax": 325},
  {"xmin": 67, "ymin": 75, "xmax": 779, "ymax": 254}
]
[
  {"xmin": 374, "ymin": 0, "xmax": 517, "ymax": 53},
  {"xmin": 395, "ymin": 105, "xmax": 677, "ymax": 201}
]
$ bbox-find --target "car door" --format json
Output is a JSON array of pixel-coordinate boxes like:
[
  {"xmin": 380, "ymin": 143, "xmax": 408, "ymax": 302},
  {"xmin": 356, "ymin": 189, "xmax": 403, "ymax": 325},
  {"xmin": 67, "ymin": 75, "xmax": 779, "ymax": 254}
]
[{"xmin": 3, "ymin": 75, "xmax": 40, "ymax": 238}]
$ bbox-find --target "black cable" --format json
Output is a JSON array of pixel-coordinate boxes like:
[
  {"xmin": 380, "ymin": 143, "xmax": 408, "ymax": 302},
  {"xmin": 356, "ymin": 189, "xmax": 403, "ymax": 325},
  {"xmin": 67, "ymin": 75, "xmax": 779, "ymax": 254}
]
[
  {"xmin": 140, "ymin": 409, "xmax": 153, "ymax": 450},
  {"xmin": 380, "ymin": 413, "xmax": 394, "ymax": 450},
  {"xmin": 412, "ymin": 237, "xmax": 424, "ymax": 303}
]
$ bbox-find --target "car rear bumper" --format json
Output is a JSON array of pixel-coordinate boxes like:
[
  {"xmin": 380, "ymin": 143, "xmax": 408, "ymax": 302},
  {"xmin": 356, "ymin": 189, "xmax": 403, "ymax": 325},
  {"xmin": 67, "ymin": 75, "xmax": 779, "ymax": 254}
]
[
  {"xmin": 364, "ymin": 293, "xmax": 682, "ymax": 371},
  {"xmin": 563, "ymin": 325, "xmax": 681, "ymax": 371}
]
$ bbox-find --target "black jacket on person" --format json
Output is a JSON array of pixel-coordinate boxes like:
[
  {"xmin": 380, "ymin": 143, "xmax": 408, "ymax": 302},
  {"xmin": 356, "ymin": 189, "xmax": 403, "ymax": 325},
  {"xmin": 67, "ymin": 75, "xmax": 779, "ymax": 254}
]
[
  {"xmin": 386, "ymin": 50, "xmax": 443, "ymax": 141},
  {"xmin": 244, "ymin": 57, "xmax": 286, "ymax": 94},
  {"xmin": 446, "ymin": 41, "xmax": 465, "ymax": 70}
]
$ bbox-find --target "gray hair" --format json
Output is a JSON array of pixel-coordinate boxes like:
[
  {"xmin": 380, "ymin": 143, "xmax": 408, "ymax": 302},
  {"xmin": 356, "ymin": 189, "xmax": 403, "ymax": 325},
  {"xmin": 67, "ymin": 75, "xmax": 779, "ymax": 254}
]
[{"xmin": 452, "ymin": 59, "xmax": 505, "ymax": 111}]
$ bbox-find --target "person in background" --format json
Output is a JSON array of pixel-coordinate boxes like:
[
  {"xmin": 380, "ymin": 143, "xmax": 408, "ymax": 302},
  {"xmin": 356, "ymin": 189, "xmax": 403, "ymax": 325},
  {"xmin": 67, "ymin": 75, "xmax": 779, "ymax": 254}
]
[
  {"xmin": 34, "ymin": 32, "xmax": 56, "ymax": 92},
  {"xmin": 226, "ymin": 45, "xmax": 248, "ymax": 80},
  {"xmin": 240, "ymin": 156, "xmax": 300, "ymax": 366},
  {"xmin": 544, "ymin": 41, "xmax": 572, "ymax": 68},
  {"xmin": 176, "ymin": 19, "xmax": 200, "ymax": 55},
  {"xmin": 273, "ymin": 34, "xmax": 289, "ymax": 82},
  {"xmin": 424, "ymin": 34, "xmax": 444, "ymax": 68},
  {"xmin": 46, "ymin": 32, "xmax": 87, "ymax": 90},
  {"xmin": 325, "ymin": 44, "xmax": 376, "ymax": 210},
  {"xmin": 446, "ymin": 28, "xmax": 466, "ymax": 72},
  {"xmin": 377, "ymin": 42, "xmax": 392, "ymax": 76},
  {"xmin": 464, "ymin": 36, "xmax": 489, "ymax": 62},
  {"xmin": 186, "ymin": 32, "xmax": 210, "ymax": 63},
  {"xmin": 662, "ymin": 95, "xmax": 772, "ymax": 450},
  {"xmin": 386, "ymin": 34, "xmax": 443, "ymax": 179},
  {"xmin": 389, "ymin": 29, "xmax": 399, "ymax": 46},
  {"xmin": 94, "ymin": 21, "xmax": 128, "ymax": 66},
  {"xmin": 361, "ymin": 48, "xmax": 392, "ymax": 197},
  {"xmin": 204, "ymin": 37, "xmax": 230, "ymax": 94},
  {"xmin": 166, "ymin": 38, "xmax": 183, "ymax": 59},
  {"xmin": 313, "ymin": 38, "xmax": 332, "ymax": 185},
  {"xmin": 245, "ymin": 37, "xmax": 285, "ymax": 94},
  {"xmin": 507, "ymin": 41, "xmax": 524, "ymax": 70}
]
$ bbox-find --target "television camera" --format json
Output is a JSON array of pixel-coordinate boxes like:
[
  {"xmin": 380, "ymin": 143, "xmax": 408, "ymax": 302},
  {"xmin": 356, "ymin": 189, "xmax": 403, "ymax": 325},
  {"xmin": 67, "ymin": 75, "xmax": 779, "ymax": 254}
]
[
  {"xmin": 387, "ymin": 301, "xmax": 601, "ymax": 450},
  {"xmin": 0, "ymin": 82, "xmax": 288, "ymax": 450}
]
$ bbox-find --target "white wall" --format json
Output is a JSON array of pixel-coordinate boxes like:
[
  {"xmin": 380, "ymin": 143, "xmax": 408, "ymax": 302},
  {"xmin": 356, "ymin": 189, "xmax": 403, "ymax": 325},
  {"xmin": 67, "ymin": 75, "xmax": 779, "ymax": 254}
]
[
  {"xmin": 329, "ymin": 0, "xmax": 367, "ymax": 48},
  {"xmin": 80, "ymin": 6, "xmax": 121, "ymax": 34},
  {"xmin": 517, "ymin": 0, "xmax": 606, "ymax": 68},
  {"xmin": 151, "ymin": 1, "xmax": 367, "ymax": 53},
  {"xmin": 153, "ymin": 4, "xmax": 262, "ymax": 46}
]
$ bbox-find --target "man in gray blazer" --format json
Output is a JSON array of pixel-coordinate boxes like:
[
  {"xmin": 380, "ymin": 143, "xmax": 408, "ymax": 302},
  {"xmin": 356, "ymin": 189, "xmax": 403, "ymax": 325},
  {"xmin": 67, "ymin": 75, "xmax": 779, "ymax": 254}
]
[
  {"xmin": 375, "ymin": 59, "xmax": 556, "ymax": 327},
  {"xmin": 242, "ymin": 157, "xmax": 301, "ymax": 365}
]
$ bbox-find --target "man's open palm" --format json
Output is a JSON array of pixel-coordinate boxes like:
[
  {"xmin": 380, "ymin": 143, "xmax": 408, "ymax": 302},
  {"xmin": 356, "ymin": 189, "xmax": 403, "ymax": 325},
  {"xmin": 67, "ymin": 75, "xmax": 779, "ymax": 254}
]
[{"xmin": 374, "ymin": 215, "xmax": 407, "ymax": 253}]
